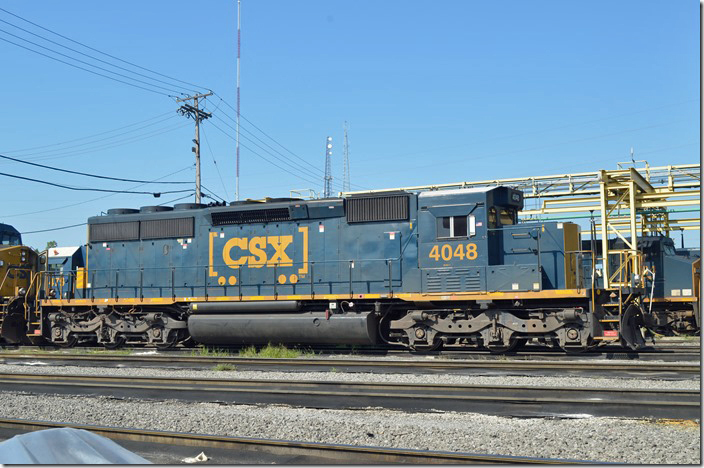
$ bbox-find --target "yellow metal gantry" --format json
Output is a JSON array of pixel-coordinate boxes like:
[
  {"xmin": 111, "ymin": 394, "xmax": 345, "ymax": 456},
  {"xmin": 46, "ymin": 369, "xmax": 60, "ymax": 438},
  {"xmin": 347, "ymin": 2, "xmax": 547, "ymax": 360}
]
[{"xmin": 342, "ymin": 162, "xmax": 701, "ymax": 290}]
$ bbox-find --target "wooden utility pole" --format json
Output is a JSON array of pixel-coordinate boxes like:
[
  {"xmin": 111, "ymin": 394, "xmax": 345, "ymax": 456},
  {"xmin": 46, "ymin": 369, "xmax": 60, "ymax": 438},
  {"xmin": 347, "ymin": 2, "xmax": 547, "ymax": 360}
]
[{"xmin": 177, "ymin": 92, "xmax": 213, "ymax": 203}]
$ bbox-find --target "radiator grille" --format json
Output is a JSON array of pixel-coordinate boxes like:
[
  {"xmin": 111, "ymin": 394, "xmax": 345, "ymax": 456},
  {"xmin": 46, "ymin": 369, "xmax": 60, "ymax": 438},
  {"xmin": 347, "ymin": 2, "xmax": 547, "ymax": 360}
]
[
  {"xmin": 89, "ymin": 218, "xmax": 194, "ymax": 242},
  {"xmin": 346, "ymin": 195, "xmax": 409, "ymax": 223},
  {"xmin": 211, "ymin": 208, "xmax": 291, "ymax": 226},
  {"xmin": 89, "ymin": 221, "xmax": 139, "ymax": 242},
  {"xmin": 141, "ymin": 218, "xmax": 194, "ymax": 239}
]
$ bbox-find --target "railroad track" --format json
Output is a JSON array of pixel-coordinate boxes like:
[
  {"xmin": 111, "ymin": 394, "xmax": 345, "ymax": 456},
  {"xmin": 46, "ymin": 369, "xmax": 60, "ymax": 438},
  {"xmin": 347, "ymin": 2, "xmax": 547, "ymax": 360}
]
[
  {"xmin": 0, "ymin": 372, "xmax": 698, "ymax": 420},
  {"xmin": 0, "ymin": 352, "xmax": 698, "ymax": 379},
  {"xmin": 3, "ymin": 342, "xmax": 700, "ymax": 361},
  {"xmin": 0, "ymin": 418, "xmax": 597, "ymax": 464}
]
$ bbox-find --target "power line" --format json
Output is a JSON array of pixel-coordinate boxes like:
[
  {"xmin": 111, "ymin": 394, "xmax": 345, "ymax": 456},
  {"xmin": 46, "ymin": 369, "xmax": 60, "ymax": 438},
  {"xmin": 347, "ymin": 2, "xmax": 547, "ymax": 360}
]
[
  {"xmin": 210, "ymin": 120, "xmax": 344, "ymax": 191},
  {"xmin": 214, "ymin": 94, "xmax": 322, "ymax": 173},
  {"xmin": 157, "ymin": 192, "xmax": 196, "ymax": 206},
  {"xmin": 209, "ymin": 121, "xmax": 329, "ymax": 189},
  {"xmin": 0, "ymin": 6, "xmax": 209, "ymax": 92},
  {"xmin": 2, "ymin": 165, "xmax": 195, "ymax": 218},
  {"xmin": 8, "ymin": 122, "xmax": 190, "ymax": 163},
  {"xmin": 200, "ymin": 126, "xmax": 231, "ymax": 201},
  {"xmin": 0, "ymin": 17, "xmax": 195, "ymax": 95},
  {"xmin": 0, "ymin": 34, "xmax": 167, "ymax": 96},
  {"xmin": 0, "ymin": 27, "xmax": 183, "ymax": 95},
  {"xmin": 213, "ymin": 95, "xmax": 369, "ymax": 191},
  {"xmin": 0, "ymin": 153, "xmax": 191, "ymax": 184},
  {"xmin": 0, "ymin": 111, "xmax": 174, "ymax": 154},
  {"xmin": 18, "ymin": 118, "xmax": 184, "ymax": 158},
  {"xmin": 215, "ymin": 112, "xmax": 324, "ymax": 176},
  {"xmin": 0, "ymin": 172, "xmax": 192, "ymax": 196},
  {"xmin": 212, "ymin": 114, "xmax": 339, "ymax": 189},
  {"xmin": 201, "ymin": 185, "xmax": 227, "ymax": 203},
  {"xmin": 21, "ymin": 222, "xmax": 86, "ymax": 235}
]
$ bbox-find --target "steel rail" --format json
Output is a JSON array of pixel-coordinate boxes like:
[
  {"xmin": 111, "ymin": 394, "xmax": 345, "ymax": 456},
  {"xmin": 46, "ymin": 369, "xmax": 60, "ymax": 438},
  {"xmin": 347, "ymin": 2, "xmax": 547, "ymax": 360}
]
[
  {"xmin": 0, "ymin": 352, "xmax": 699, "ymax": 377},
  {"xmin": 0, "ymin": 418, "xmax": 596, "ymax": 464},
  {"xmin": 0, "ymin": 372, "xmax": 698, "ymax": 420}
]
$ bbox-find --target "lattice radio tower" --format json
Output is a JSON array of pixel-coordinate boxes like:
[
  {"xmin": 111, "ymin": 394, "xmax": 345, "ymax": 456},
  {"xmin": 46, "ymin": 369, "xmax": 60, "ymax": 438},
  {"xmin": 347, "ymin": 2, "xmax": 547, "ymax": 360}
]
[
  {"xmin": 323, "ymin": 136, "xmax": 333, "ymax": 197},
  {"xmin": 342, "ymin": 122, "xmax": 350, "ymax": 192}
]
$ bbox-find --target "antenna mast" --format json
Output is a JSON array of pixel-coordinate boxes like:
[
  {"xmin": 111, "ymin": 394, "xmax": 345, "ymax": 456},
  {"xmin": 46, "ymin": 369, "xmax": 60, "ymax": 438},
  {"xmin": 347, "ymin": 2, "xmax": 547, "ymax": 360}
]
[
  {"xmin": 323, "ymin": 136, "xmax": 333, "ymax": 198},
  {"xmin": 342, "ymin": 122, "xmax": 350, "ymax": 192},
  {"xmin": 236, "ymin": 0, "xmax": 241, "ymax": 201}
]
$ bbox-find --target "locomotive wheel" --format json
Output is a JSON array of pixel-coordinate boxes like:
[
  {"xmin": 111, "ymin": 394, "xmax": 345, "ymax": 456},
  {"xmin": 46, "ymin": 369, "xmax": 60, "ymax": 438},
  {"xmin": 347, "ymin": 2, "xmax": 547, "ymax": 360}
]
[
  {"xmin": 103, "ymin": 335, "xmax": 126, "ymax": 350},
  {"xmin": 155, "ymin": 330, "xmax": 180, "ymax": 350}
]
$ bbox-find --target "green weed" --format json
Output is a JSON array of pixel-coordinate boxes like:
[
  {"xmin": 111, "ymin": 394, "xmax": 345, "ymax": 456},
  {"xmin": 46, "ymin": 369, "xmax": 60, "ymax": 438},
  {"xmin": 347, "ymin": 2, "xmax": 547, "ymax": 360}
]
[
  {"xmin": 191, "ymin": 346, "xmax": 236, "ymax": 357},
  {"xmin": 238, "ymin": 343, "xmax": 313, "ymax": 359},
  {"xmin": 212, "ymin": 363, "xmax": 237, "ymax": 371}
]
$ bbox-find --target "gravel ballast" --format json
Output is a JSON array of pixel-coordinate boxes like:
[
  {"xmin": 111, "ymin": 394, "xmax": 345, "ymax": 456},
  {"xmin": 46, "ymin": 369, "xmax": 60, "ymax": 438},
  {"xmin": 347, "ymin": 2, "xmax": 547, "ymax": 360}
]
[
  {"xmin": 0, "ymin": 391, "xmax": 699, "ymax": 464},
  {"xmin": 0, "ymin": 361, "xmax": 699, "ymax": 464}
]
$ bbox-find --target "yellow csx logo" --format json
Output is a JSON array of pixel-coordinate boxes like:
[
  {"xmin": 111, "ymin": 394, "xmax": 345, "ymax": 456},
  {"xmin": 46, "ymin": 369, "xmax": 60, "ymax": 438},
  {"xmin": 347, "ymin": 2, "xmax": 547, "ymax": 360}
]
[
  {"xmin": 209, "ymin": 227, "xmax": 309, "ymax": 286},
  {"xmin": 223, "ymin": 236, "xmax": 293, "ymax": 268}
]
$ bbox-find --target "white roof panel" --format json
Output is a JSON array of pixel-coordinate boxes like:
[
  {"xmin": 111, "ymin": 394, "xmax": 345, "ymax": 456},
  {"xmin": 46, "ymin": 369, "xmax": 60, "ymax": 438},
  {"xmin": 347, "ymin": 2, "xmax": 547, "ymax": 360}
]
[
  {"xmin": 48, "ymin": 246, "xmax": 81, "ymax": 257},
  {"xmin": 418, "ymin": 187, "xmax": 496, "ymax": 198}
]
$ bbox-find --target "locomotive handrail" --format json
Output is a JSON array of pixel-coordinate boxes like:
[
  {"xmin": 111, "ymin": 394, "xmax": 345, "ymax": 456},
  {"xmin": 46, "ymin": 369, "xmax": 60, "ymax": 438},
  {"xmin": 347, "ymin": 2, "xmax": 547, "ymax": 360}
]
[
  {"xmin": 23, "ymin": 269, "xmax": 46, "ymax": 324},
  {"xmin": 399, "ymin": 220, "xmax": 418, "ymax": 257},
  {"xmin": 0, "ymin": 266, "xmax": 36, "ymax": 306},
  {"xmin": 44, "ymin": 270, "xmax": 79, "ymax": 301},
  {"xmin": 0, "ymin": 266, "xmax": 19, "ymax": 295},
  {"xmin": 563, "ymin": 249, "xmax": 593, "ymax": 293},
  {"xmin": 54, "ymin": 256, "xmax": 405, "ymax": 301}
]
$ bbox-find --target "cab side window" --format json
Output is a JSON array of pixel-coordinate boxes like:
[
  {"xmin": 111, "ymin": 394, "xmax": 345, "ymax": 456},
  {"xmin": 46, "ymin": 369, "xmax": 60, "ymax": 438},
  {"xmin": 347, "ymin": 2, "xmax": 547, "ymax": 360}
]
[
  {"xmin": 499, "ymin": 208, "xmax": 516, "ymax": 225},
  {"xmin": 437, "ymin": 215, "xmax": 475, "ymax": 239}
]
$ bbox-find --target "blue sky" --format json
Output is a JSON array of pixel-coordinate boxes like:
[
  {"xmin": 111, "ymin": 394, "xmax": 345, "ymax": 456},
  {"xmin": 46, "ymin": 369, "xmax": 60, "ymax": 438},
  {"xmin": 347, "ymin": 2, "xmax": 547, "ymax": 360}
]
[{"xmin": 0, "ymin": 0, "xmax": 699, "ymax": 248}]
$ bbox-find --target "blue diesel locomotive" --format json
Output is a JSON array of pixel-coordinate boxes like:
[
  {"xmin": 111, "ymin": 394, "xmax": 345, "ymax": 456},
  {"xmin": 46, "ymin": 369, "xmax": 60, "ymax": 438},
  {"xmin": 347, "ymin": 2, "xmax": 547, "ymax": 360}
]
[{"xmin": 16, "ymin": 185, "xmax": 700, "ymax": 351}]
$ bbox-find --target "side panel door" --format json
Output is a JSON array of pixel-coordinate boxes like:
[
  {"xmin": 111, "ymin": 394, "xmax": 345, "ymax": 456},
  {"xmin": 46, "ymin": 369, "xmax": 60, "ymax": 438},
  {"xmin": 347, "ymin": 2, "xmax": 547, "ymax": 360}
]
[{"xmin": 418, "ymin": 208, "xmax": 486, "ymax": 293}]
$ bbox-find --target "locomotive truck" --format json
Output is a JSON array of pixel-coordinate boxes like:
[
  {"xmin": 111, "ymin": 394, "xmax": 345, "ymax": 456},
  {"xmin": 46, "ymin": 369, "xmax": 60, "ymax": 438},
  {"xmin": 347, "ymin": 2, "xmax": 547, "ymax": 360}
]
[{"xmin": 0, "ymin": 186, "xmax": 699, "ymax": 351}]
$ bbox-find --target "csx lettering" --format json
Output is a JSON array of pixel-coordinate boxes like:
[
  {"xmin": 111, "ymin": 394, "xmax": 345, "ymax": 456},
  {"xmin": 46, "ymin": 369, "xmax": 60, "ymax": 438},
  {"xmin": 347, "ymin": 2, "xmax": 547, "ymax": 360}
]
[
  {"xmin": 223, "ymin": 236, "xmax": 293, "ymax": 269},
  {"xmin": 429, "ymin": 243, "xmax": 478, "ymax": 261}
]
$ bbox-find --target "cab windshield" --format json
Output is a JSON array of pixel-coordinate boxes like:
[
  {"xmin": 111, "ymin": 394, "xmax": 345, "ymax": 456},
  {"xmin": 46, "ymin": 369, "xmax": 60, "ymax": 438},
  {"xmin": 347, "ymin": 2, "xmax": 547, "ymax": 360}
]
[{"xmin": 0, "ymin": 233, "xmax": 20, "ymax": 246}]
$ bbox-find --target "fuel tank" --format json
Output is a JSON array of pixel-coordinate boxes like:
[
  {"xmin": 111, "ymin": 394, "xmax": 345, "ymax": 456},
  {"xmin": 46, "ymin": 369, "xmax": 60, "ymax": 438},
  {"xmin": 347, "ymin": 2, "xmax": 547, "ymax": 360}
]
[{"xmin": 188, "ymin": 311, "xmax": 378, "ymax": 345}]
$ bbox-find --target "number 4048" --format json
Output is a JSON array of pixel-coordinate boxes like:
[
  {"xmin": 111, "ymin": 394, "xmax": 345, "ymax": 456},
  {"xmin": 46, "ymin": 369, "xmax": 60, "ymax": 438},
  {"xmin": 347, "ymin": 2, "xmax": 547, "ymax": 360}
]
[{"xmin": 429, "ymin": 243, "xmax": 477, "ymax": 261}]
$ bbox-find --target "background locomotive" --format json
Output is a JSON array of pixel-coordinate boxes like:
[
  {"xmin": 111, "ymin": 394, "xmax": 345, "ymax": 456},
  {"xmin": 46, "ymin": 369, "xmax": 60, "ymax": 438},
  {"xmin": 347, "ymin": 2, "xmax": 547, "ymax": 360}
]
[
  {"xmin": 0, "ymin": 185, "xmax": 699, "ymax": 351},
  {"xmin": 0, "ymin": 223, "xmax": 40, "ymax": 344}
]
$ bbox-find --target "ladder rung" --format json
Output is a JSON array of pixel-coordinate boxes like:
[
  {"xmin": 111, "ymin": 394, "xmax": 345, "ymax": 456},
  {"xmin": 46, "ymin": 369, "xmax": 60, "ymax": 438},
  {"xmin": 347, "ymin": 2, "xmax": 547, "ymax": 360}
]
[
  {"xmin": 593, "ymin": 336, "xmax": 619, "ymax": 341},
  {"xmin": 599, "ymin": 319, "xmax": 620, "ymax": 323}
]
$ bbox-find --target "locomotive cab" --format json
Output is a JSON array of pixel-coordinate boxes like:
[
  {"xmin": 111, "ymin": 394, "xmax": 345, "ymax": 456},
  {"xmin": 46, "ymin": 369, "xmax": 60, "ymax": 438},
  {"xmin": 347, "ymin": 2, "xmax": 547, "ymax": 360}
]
[
  {"xmin": 418, "ymin": 187, "xmax": 524, "ymax": 293},
  {"xmin": 417, "ymin": 187, "xmax": 579, "ymax": 293}
]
